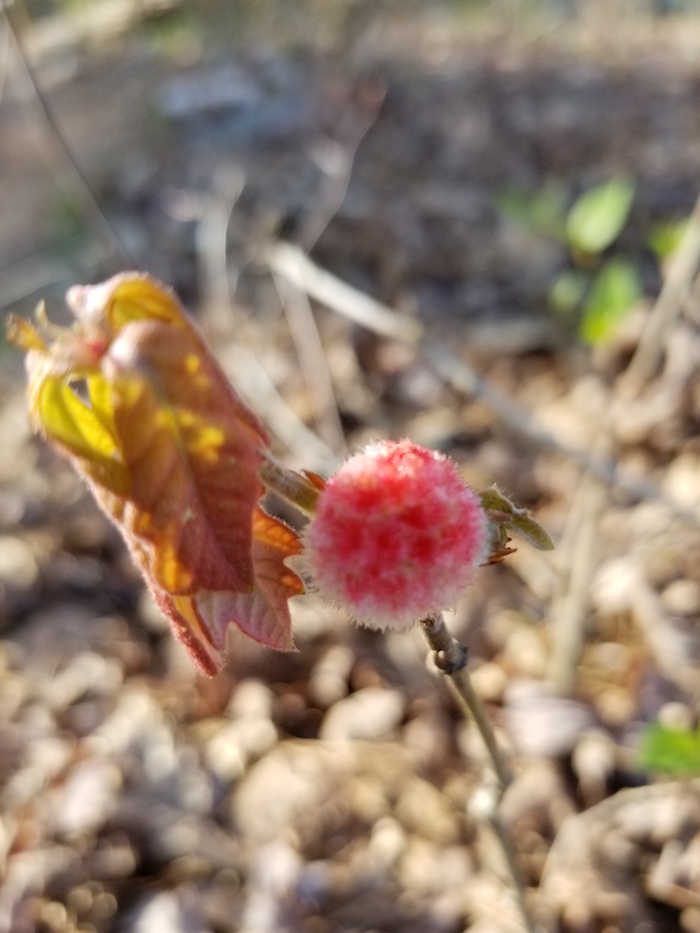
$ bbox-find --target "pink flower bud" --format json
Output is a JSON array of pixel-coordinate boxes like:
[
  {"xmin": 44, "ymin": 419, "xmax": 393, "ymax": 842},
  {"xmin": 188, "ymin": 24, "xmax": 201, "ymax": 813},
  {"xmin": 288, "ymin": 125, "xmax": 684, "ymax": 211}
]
[{"xmin": 304, "ymin": 439, "xmax": 488, "ymax": 630}]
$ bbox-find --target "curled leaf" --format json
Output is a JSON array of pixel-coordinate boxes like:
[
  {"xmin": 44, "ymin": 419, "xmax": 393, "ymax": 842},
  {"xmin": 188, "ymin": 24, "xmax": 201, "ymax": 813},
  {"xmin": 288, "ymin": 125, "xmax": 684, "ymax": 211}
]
[{"xmin": 7, "ymin": 273, "xmax": 304, "ymax": 675}]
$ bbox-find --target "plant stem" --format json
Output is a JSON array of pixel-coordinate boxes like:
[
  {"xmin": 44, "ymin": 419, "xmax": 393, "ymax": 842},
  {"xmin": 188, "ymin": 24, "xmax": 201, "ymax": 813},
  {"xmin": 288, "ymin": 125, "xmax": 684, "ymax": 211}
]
[
  {"xmin": 259, "ymin": 454, "xmax": 321, "ymax": 516},
  {"xmin": 420, "ymin": 614, "xmax": 540, "ymax": 933}
]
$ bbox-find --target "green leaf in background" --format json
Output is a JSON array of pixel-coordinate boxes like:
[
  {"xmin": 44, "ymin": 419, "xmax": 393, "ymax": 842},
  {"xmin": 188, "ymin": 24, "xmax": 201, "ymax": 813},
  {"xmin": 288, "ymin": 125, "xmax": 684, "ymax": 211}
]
[
  {"xmin": 548, "ymin": 268, "xmax": 588, "ymax": 316},
  {"xmin": 648, "ymin": 218, "xmax": 689, "ymax": 261},
  {"xmin": 639, "ymin": 722, "xmax": 700, "ymax": 776},
  {"xmin": 566, "ymin": 177, "xmax": 636, "ymax": 255},
  {"xmin": 580, "ymin": 257, "xmax": 642, "ymax": 344},
  {"xmin": 496, "ymin": 188, "xmax": 533, "ymax": 226},
  {"xmin": 496, "ymin": 183, "xmax": 567, "ymax": 241}
]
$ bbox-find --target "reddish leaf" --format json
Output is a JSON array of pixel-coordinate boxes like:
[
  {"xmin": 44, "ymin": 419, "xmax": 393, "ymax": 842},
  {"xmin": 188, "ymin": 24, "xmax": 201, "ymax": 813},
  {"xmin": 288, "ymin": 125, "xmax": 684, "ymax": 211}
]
[{"xmin": 7, "ymin": 274, "xmax": 305, "ymax": 675}]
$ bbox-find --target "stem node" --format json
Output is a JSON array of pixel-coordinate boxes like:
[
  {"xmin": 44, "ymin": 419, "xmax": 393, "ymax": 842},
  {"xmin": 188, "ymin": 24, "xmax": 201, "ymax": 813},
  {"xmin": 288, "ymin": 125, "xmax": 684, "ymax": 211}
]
[{"xmin": 420, "ymin": 613, "xmax": 539, "ymax": 933}]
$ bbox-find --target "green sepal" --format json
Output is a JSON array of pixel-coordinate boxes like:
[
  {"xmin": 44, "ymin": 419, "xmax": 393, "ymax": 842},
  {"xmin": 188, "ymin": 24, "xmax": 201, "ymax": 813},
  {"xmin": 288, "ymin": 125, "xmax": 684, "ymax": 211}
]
[{"xmin": 479, "ymin": 486, "xmax": 554, "ymax": 552}]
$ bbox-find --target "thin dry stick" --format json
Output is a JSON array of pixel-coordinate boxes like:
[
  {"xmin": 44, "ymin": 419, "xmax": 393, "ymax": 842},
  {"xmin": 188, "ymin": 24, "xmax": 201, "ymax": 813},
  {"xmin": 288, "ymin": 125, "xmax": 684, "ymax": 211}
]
[
  {"xmin": 421, "ymin": 614, "xmax": 540, "ymax": 933},
  {"xmin": 196, "ymin": 162, "xmax": 245, "ymax": 333},
  {"xmin": 269, "ymin": 81, "xmax": 382, "ymax": 455},
  {"xmin": 548, "ymin": 195, "xmax": 700, "ymax": 688},
  {"xmin": 421, "ymin": 614, "xmax": 511, "ymax": 788},
  {"xmin": 268, "ymin": 241, "xmax": 424, "ymax": 342},
  {"xmin": 272, "ymin": 271, "xmax": 347, "ymax": 457},
  {"xmin": 192, "ymin": 164, "xmax": 343, "ymax": 468},
  {"xmin": 545, "ymin": 428, "xmax": 614, "ymax": 688},
  {"xmin": 299, "ymin": 78, "xmax": 385, "ymax": 252},
  {"xmin": 1, "ymin": 0, "xmax": 135, "ymax": 267},
  {"xmin": 0, "ymin": 16, "xmax": 11, "ymax": 103},
  {"xmin": 621, "ymin": 191, "xmax": 700, "ymax": 397},
  {"xmin": 266, "ymin": 241, "xmax": 700, "ymax": 531},
  {"xmin": 220, "ymin": 342, "xmax": 338, "ymax": 472}
]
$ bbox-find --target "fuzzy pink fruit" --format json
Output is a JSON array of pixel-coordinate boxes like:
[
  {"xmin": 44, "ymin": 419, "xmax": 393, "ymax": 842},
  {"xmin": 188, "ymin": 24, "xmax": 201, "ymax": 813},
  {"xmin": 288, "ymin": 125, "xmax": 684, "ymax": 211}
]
[{"xmin": 304, "ymin": 439, "xmax": 488, "ymax": 630}]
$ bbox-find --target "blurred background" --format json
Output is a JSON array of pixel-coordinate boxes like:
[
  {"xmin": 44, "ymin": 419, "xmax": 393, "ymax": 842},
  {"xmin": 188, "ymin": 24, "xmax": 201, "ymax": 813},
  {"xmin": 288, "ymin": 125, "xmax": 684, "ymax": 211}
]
[{"xmin": 2, "ymin": 1, "xmax": 700, "ymax": 931}]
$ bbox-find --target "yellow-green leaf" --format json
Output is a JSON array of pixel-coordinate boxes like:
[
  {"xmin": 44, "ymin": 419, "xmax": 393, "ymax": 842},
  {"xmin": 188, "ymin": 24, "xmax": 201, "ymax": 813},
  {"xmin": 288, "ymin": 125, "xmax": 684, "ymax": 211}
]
[
  {"xmin": 37, "ymin": 377, "xmax": 119, "ymax": 463},
  {"xmin": 567, "ymin": 177, "xmax": 635, "ymax": 255}
]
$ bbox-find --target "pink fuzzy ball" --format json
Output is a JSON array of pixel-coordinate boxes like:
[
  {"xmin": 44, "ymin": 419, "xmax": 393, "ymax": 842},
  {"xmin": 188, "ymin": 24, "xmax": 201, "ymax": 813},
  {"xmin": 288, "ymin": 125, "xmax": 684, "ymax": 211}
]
[{"xmin": 304, "ymin": 439, "xmax": 488, "ymax": 630}]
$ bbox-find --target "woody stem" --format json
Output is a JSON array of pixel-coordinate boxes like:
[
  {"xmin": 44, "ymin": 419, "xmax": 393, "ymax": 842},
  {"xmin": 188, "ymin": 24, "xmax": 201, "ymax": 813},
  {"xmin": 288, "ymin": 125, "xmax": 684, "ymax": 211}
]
[{"xmin": 420, "ymin": 613, "xmax": 540, "ymax": 933}]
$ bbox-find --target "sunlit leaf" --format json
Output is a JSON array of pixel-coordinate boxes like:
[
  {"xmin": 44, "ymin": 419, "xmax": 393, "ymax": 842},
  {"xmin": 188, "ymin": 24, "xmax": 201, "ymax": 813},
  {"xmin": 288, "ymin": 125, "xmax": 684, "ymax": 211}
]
[
  {"xmin": 648, "ymin": 217, "xmax": 689, "ymax": 261},
  {"xmin": 5, "ymin": 314, "xmax": 48, "ymax": 353},
  {"xmin": 580, "ymin": 258, "xmax": 642, "ymax": 344},
  {"xmin": 639, "ymin": 723, "xmax": 700, "ymax": 776},
  {"xmin": 36, "ymin": 377, "xmax": 119, "ymax": 464},
  {"xmin": 567, "ymin": 177, "xmax": 635, "ymax": 254},
  {"xmin": 548, "ymin": 268, "xmax": 588, "ymax": 316}
]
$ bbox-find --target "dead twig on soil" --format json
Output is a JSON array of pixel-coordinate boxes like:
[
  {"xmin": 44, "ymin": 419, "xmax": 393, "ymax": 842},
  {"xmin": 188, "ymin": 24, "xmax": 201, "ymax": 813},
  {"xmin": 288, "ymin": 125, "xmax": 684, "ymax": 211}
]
[
  {"xmin": 547, "ymin": 192, "xmax": 700, "ymax": 688},
  {"xmin": 268, "ymin": 240, "xmax": 423, "ymax": 342},
  {"xmin": 272, "ymin": 271, "xmax": 347, "ymax": 457},
  {"xmin": 620, "ymin": 191, "xmax": 700, "ymax": 398},
  {"xmin": 219, "ymin": 342, "xmax": 338, "ymax": 473},
  {"xmin": 299, "ymin": 77, "xmax": 386, "ymax": 252},
  {"xmin": 267, "ymin": 83, "xmax": 384, "ymax": 459},
  {"xmin": 0, "ymin": 16, "xmax": 11, "ymax": 104},
  {"xmin": 194, "ymin": 165, "xmax": 341, "ymax": 469},
  {"xmin": 538, "ymin": 779, "xmax": 700, "ymax": 929},
  {"xmin": 545, "ymin": 427, "xmax": 614, "ymax": 689},
  {"xmin": 0, "ymin": 0, "xmax": 135, "ymax": 267},
  {"xmin": 266, "ymin": 241, "xmax": 700, "ymax": 531},
  {"xmin": 195, "ymin": 162, "xmax": 245, "ymax": 333}
]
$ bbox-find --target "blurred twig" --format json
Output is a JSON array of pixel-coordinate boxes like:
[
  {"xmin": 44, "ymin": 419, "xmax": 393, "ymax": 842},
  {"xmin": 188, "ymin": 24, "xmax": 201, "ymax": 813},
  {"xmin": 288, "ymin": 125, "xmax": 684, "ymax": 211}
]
[
  {"xmin": 195, "ymin": 163, "xmax": 245, "ymax": 332},
  {"xmin": 298, "ymin": 77, "xmax": 386, "ymax": 251},
  {"xmin": 194, "ymin": 168, "xmax": 347, "ymax": 468},
  {"xmin": 548, "ymin": 192, "xmax": 700, "ymax": 688},
  {"xmin": 0, "ymin": 16, "xmax": 10, "ymax": 104},
  {"xmin": 266, "ymin": 241, "xmax": 700, "ymax": 531},
  {"xmin": 620, "ymin": 191, "xmax": 700, "ymax": 397},
  {"xmin": 219, "ymin": 342, "xmax": 338, "ymax": 473},
  {"xmin": 545, "ymin": 428, "xmax": 613, "ymax": 688},
  {"xmin": 538, "ymin": 780, "xmax": 700, "ymax": 929},
  {"xmin": 272, "ymin": 271, "xmax": 347, "ymax": 457},
  {"xmin": 197, "ymin": 82, "xmax": 384, "ymax": 462},
  {"xmin": 0, "ymin": 0, "xmax": 135, "ymax": 267},
  {"xmin": 272, "ymin": 84, "xmax": 383, "ymax": 458},
  {"xmin": 268, "ymin": 241, "xmax": 423, "ymax": 342}
]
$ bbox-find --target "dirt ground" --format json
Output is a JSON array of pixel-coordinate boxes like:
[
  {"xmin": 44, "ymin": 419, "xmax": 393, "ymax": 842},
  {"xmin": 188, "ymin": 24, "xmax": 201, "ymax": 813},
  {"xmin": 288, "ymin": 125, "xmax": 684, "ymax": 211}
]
[{"xmin": 2, "ymin": 2, "xmax": 700, "ymax": 932}]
